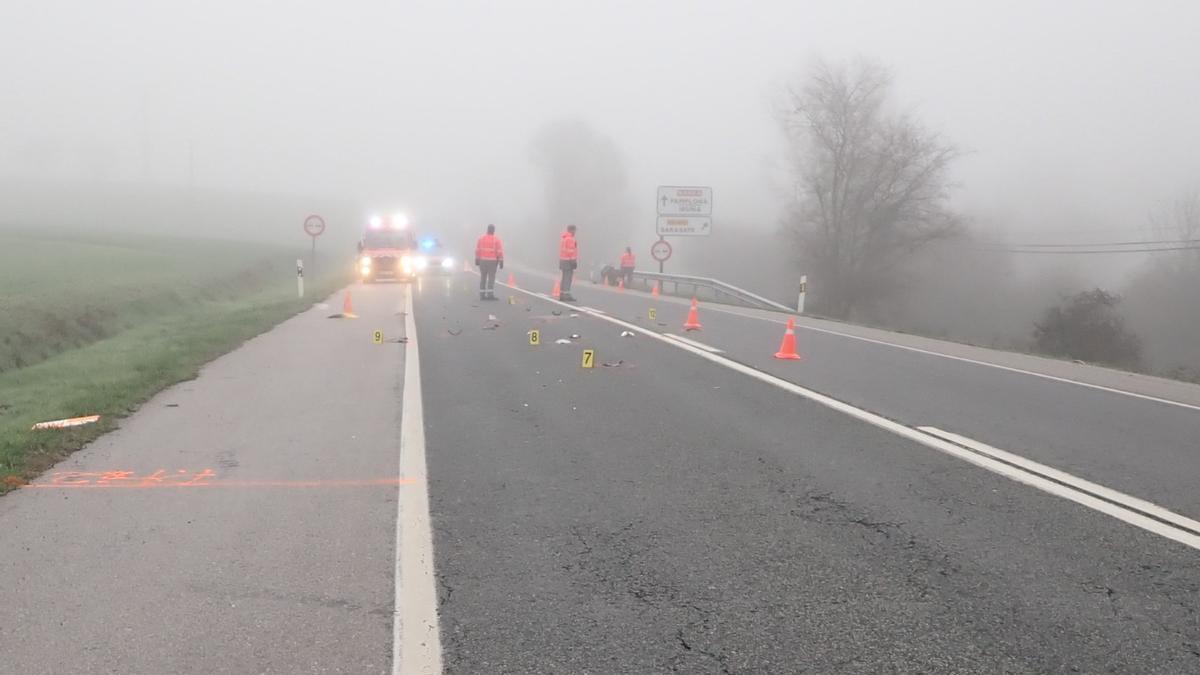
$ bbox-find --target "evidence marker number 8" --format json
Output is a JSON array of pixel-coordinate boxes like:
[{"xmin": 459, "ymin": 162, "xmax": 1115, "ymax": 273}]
[{"xmin": 529, "ymin": 329, "xmax": 540, "ymax": 346}]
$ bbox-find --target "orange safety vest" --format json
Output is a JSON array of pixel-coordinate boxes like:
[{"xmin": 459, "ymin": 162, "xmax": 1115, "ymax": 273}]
[
  {"xmin": 620, "ymin": 252, "xmax": 635, "ymax": 268},
  {"xmin": 476, "ymin": 234, "xmax": 503, "ymax": 261},
  {"xmin": 559, "ymin": 231, "xmax": 578, "ymax": 261}
]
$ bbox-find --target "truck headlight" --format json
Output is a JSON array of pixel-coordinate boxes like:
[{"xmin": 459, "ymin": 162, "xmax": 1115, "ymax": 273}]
[{"xmin": 360, "ymin": 255, "xmax": 372, "ymax": 267}]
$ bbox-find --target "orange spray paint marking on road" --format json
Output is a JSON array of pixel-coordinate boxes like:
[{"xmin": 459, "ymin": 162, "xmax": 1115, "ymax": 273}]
[
  {"xmin": 27, "ymin": 470, "xmax": 415, "ymax": 490},
  {"xmin": 36, "ymin": 469, "xmax": 216, "ymax": 487}
]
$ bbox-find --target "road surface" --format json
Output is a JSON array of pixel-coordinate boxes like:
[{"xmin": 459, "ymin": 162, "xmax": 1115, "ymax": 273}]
[{"xmin": 1, "ymin": 274, "xmax": 1197, "ymax": 673}]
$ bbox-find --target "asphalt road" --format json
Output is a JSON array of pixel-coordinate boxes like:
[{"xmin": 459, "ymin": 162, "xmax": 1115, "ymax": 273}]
[
  {"xmin": 0, "ymin": 284, "xmax": 409, "ymax": 674},
  {"xmin": 523, "ymin": 272, "xmax": 1200, "ymax": 520},
  {"xmin": 420, "ymin": 275, "xmax": 1199, "ymax": 673},
  {"xmin": 1, "ymin": 273, "xmax": 1198, "ymax": 673}
]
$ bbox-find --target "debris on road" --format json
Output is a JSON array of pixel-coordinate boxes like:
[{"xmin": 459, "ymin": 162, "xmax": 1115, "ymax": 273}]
[
  {"xmin": 554, "ymin": 339, "xmax": 572, "ymax": 344},
  {"xmin": 447, "ymin": 328, "xmax": 463, "ymax": 336},
  {"xmin": 551, "ymin": 310, "xmax": 562, "ymax": 316},
  {"xmin": 488, "ymin": 314, "xmax": 498, "ymax": 321},
  {"xmin": 620, "ymin": 331, "xmax": 635, "ymax": 337},
  {"xmin": 569, "ymin": 313, "xmax": 580, "ymax": 318},
  {"xmin": 31, "ymin": 414, "xmax": 101, "ymax": 431},
  {"xmin": 570, "ymin": 334, "xmax": 581, "ymax": 340},
  {"xmin": 165, "ymin": 403, "xmax": 180, "ymax": 408},
  {"xmin": 601, "ymin": 360, "xmax": 625, "ymax": 367},
  {"xmin": 389, "ymin": 337, "xmax": 409, "ymax": 343}
]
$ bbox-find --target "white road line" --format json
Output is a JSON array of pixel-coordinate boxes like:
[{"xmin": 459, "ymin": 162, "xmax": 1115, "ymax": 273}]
[
  {"xmin": 918, "ymin": 427, "xmax": 1200, "ymax": 537},
  {"xmin": 541, "ymin": 272, "xmax": 1200, "ymax": 414},
  {"xmin": 393, "ymin": 284, "xmax": 442, "ymax": 674},
  {"xmin": 504, "ymin": 284, "xmax": 1200, "ymax": 551},
  {"xmin": 665, "ymin": 333, "xmax": 724, "ymax": 353},
  {"xmin": 693, "ymin": 303, "xmax": 1200, "ymax": 414}
]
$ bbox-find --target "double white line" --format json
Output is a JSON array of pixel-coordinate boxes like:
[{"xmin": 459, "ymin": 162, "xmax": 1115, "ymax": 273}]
[{"xmin": 918, "ymin": 427, "xmax": 1200, "ymax": 547}]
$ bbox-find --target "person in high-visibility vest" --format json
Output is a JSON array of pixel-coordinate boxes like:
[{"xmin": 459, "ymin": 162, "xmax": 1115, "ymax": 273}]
[
  {"xmin": 619, "ymin": 246, "xmax": 635, "ymax": 287},
  {"xmin": 558, "ymin": 224, "xmax": 578, "ymax": 302},
  {"xmin": 475, "ymin": 224, "xmax": 504, "ymax": 301}
]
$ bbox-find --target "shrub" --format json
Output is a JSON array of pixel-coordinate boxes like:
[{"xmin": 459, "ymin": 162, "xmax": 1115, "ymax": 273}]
[{"xmin": 1033, "ymin": 289, "xmax": 1142, "ymax": 369}]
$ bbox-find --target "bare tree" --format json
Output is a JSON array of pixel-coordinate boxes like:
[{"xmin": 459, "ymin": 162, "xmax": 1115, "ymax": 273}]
[
  {"xmin": 1147, "ymin": 189, "xmax": 1200, "ymax": 271},
  {"xmin": 528, "ymin": 118, "xmax": 634, "ymax": 268},
  {"xmin": 1123, "ymin": 189, "xmax": 1200, "ymax": 377},
  {"xmin": 778, "ymin": 59, "xmax": 961, "ymax": 318}
]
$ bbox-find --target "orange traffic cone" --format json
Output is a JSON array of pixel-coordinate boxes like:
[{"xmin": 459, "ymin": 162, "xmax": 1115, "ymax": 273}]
[
  {"xmin": 552, "ymin": 279, "xmax": 561, "ymax": 299},
  {"xmin": 774, "ymin": 318, "xmax": 802, "ymax": 360},
  {"xmin": 618, "ymin": 278, "xmax": 625, "ymax": 292},
  {"xmin": 652, "ymin": 282, "xmax": 660, "ymax": 298},
  {"xmin": 507, "ymin": 271, "xmax": 517, "ymax": 287},
  {"xmin": 343, "ymin": 291, "xmax": 358, "ymax": 319},
  {"xmin": 683, "ymin": 298, "xmax": 702, "ymax": 331}
]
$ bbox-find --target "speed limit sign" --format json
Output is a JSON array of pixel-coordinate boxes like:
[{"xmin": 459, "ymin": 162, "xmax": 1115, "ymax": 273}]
[
  {"xmin": 650, "ymin": 239, "xmax": 672, "ymax": 262},
  {"xmin": 303, "ymin": 215, "xmax": 326, "ymax": 237}
]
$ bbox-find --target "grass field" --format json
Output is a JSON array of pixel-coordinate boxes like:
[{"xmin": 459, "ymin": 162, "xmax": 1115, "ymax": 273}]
[{"xmin": 0, "ymin": 229, "xmax": 349, "ymax": 491}]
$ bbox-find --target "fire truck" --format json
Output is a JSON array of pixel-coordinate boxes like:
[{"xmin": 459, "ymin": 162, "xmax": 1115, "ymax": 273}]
[{"xmin": 356, "ymin": 214, "xmax": 419, "ymax": 282}]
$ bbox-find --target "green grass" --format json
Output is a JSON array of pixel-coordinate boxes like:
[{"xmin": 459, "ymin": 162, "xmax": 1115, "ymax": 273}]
[{"xmin": 0, "ymin": 229, "xmax": 348, "ymax": 491}]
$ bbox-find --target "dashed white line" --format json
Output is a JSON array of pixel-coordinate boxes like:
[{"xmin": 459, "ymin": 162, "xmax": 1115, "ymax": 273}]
[
  {"xmin": 665, "ymin": 333, "xmax": 724, "ymax": 353},
  {"xmin": 505, "ymin": 283, "xmax": 1200, "ymax": 551},
  {"xmin": 393, "ymin": 284, "xmax": 442, "ymax": 675}
]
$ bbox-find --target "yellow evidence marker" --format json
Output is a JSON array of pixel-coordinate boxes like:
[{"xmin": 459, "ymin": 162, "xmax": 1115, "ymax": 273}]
[
  {"xmin": 528, "ymin": 329, "xmax": 540, "ymax": 346},
  {"xmin": 648, "ymin": 307, "xmax": 657, "ymax": 321},
  {"xmin": 372, "ymin": 329, "xmax": 384, "ymax": 344},
  {"xmin": 581, "ymin": 349, "xmax": 595, "ymax": 368}
]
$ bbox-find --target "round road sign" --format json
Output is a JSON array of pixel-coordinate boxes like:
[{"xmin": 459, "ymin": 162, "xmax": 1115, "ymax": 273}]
[
  {"xmin": 303, "ymin": 214, "xmax": 326, "ymax": 237},
  {"xmin": 650, "ymin": 238, "xmax": 673, "ymax": 262}
]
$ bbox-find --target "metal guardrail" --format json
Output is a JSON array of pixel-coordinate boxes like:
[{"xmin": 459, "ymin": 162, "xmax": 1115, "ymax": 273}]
[{"xmin": 626, "ymin": 271, "xmax": 794, "ymax": 313}]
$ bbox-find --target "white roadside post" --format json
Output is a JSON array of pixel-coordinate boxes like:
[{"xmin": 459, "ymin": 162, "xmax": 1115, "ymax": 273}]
[
  {"xmin": 297, "ymin": 258, "xmax": 304, "ymax": 298},
  {"xmin": 797, "ymin": 274, "xmax": 807, "ymax": 314}
]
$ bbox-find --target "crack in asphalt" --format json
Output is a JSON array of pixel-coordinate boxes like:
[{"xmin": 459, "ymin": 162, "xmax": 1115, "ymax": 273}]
[
  {"xmin": 674, "ymin": 627, "xmax": 734, "ymax": 674},
  {"xmin": 436, "ymin": 571, "xmax": 455, "ymax": 608}
]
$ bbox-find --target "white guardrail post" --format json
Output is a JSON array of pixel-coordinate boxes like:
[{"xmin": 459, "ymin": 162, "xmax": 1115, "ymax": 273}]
[{"xmin": 797, "ymin": 274, "xmax": 807, "ymax": 314}]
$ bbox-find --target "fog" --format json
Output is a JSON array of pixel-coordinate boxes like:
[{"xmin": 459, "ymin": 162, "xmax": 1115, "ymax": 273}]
[{"xmin": 3, "ymin": 1, "xmax": 1199, "ymax": 372}]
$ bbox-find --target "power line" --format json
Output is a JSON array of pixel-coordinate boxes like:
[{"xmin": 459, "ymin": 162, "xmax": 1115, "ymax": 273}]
[
  {"xmin": 988, "ymin": 238, "xmax": 1200, "ymax": 248},
  {"xmin": 968, "ymin": 243, "xmax": 1200, "ymax": 255},
  {"xmin": 961, "ymin": 237, "xmax": 1200, "ymax": 255}
]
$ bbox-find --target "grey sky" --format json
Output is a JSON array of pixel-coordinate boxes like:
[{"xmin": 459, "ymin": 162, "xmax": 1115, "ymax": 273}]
[{"xmin": 3, "ymin": 0, "xmax": 1198, "ymax": 241}]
